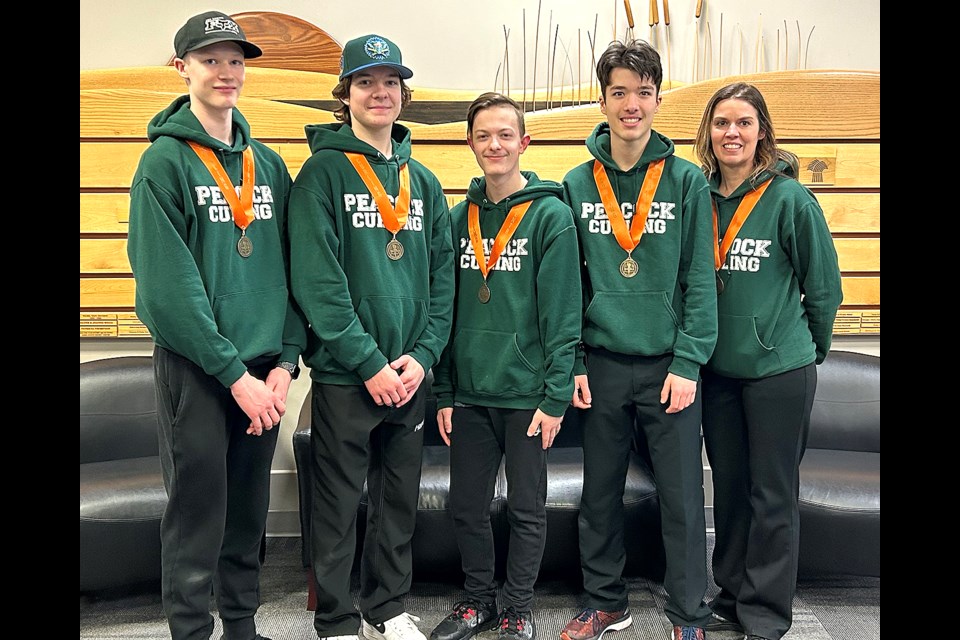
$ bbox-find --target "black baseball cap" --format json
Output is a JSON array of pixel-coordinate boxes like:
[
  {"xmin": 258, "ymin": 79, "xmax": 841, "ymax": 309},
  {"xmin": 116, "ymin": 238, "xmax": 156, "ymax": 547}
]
[{"xmin": 174, "ymin": 11, "xmax": 263, "ymax": 59}]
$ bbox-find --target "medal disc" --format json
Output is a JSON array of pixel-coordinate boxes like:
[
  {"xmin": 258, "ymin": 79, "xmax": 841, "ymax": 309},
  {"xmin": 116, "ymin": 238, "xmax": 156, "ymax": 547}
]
[
  {"xmin": 716, "ymin": 272, "xmax": 725, "ymax": 295},
  {"xmin": 619, "ymin": 257, "xmax": 638, "ymax": 278},
  {"xmin": 238, "ymin": 235, "xmax": 253, "ymax": 258},
  {"xmin": 386, "ymin": 238, "xmax": 404, "ymax": 261},
  {"xmin": 478, "ymin": 281, "xmax": 491, "ymax": 304}
]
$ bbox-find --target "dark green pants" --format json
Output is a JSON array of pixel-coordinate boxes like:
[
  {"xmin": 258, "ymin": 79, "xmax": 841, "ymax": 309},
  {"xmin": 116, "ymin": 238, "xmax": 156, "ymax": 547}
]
[
  {"xmin": 578, "ymin": 349, "xmax": 711, "ymax": 628},
  {"xmin": 154, "ymin": 346, "xmax": 278, "ymax": 640},
  {"xmin": 309, "ymin": 382, "xmax": 426, "ymax": 637},
  {"xmin": 701, "ymin": 363, "xmax": 816, "ymax": 640}
]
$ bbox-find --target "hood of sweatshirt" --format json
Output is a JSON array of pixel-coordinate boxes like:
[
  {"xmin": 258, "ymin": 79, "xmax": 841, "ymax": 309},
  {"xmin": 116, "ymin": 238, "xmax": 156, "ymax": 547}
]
[
  {"xmin": 585, "ymin": 122, "xmax": 675, "ymax": 173},
  {"xmin": 464, "ymin": 171, "xmax": 564, "ymax": 208},
  {"xmin": 146, "ymin": 95, "xmax": 251, "ymax": 152},
  {"xmin": 303, "ymin": 121, "xmax": 413, "ymax": 164}
]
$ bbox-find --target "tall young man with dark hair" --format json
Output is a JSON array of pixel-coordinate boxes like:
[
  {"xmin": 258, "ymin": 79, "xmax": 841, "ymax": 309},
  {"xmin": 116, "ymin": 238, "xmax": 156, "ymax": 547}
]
[
  {"xmin": 429, "ymin": 92, "xmax": 581, "ymax": 640},
  {"xmin": 127, "ymin": 10, "xmax": 305, "ymax": 640},
  {"xmin": 560, "ymin": 40, "xmax": 718, "ymax": 640},
  {"xmin": 288, "ymin": 34, "xmax": 455, "ymax": 640}
]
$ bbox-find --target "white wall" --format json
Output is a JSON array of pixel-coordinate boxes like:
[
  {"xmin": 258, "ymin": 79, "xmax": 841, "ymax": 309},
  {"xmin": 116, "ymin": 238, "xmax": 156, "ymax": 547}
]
[
  {"xmin": 80, "ymin": 0, "xmax": 880, "ymax": 535},
  {"xmin": 80, "ymin": 0, "xmax": 880, "ymax": 88}
]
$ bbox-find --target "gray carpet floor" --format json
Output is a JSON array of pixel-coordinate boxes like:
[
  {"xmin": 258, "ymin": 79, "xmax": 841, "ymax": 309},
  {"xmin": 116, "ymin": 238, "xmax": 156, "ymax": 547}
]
[{"xmin": 79, "ymin": 537, "xmax": 879, "ymax": 640}]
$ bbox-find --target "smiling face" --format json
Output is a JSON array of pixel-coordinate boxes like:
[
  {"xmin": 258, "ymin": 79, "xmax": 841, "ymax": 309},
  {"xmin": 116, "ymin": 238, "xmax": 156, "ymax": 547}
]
[
  {"xmin": 709, "ymin": 97, "xmax": 766, "ymax": 176},
  {"xmin": 467, "ymin": 105, "xmax": 531, "ymax": 182},
  {"xmin": 599, "ymin": 67, "xmax": 661, "ymax": 147},
  {"xmin": 344, "ymin": 66, "xmax": 403, "ymax": 136},
  {"xmin": 175, "ymin": 41, "xmax": 246, "ymax": 114}
]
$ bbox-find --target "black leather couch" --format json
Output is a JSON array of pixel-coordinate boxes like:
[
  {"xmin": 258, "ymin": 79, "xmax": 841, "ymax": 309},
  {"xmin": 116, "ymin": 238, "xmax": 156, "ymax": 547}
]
[
  {"xmin": 80, "ymin": 356, "xmax": 166, "ymax": 592},
  {"xmin": 797, "ymin": 350, "xmax": 880, "ymax": 577},
  {"xmin": 292, "ymin": 350, "xmax": 881, "ymax": 597},
  {"xmin": 292, "ymin": 377, "xmax": 667, "ymax": 597}
]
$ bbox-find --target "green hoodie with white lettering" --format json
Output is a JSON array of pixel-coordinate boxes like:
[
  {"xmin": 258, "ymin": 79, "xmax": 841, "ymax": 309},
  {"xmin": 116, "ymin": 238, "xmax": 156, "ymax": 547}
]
[
  {"xmin": 432, "ymin": 172, "xmax": 581, "ymax": 418},
  {"xmin": 128, "ymin": 95, "xmax": 305, "ymax": 388},
  {"xmin": 563, "ymin": 123, "xmax": 718, "ymax": 382},
  {"xmin": 289, "ymin": 122, "xmax": 455, "ymax": 384},
  {"xmin": 707, "ymin": 161, "xmax": 843, "ymax": 379}
]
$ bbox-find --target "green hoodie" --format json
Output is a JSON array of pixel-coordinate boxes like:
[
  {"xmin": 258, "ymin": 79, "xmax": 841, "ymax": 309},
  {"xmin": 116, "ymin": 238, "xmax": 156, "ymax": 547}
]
[
  {"xmin": 432, "ymin": 173, "xmax": 581, "ymax": 417},
  {"xmin": 707, "ymin": 161, "xmax": 843, "ymax": 379},
  {"xmin": 289, "ymin": 123, "xmax": 455, "ymax": 384},
  {"xmin": 562, "ymin": 123, "xmax": 718, "ymax": 381},
  {"xmin": 127, "ymin": 95, "xmax": 305, "ymax": 387}
]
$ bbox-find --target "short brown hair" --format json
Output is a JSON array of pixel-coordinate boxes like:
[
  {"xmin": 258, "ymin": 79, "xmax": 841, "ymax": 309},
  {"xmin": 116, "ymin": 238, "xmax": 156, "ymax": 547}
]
[
  {"xmin": 331, "ymin": 73, "xmax": 413, "ymax": 125},
  {"xmin": 596, "ymin": 39, "xmax": 663, "ymax": 98},
  {"xmin": 466, "ymin": 92, "xmax": 526, "ymax": 138}
]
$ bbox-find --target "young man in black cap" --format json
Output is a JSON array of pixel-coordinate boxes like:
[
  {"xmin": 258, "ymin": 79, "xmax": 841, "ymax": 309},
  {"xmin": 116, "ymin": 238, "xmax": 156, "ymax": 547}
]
[
  {"xmin": 289, "ymin": 34, "xmax": 455, "ymax": 640},
  {"xmin": 127, "ymin": 10, "xmax": 305, "ymax": 640}
]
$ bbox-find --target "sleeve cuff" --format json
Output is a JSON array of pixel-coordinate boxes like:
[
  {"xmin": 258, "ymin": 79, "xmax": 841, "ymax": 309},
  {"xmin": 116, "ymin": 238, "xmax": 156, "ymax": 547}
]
[{"xmin": 668, "ymin": 355, "xmax": 700, "ymax": 382}]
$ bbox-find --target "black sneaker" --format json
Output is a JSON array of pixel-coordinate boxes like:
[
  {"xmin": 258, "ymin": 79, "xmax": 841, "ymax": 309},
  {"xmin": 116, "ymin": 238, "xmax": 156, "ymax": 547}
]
[
  {"xmin": 703, "ymin": 612, "xmax": 743, "ymax": 633},
  {"xmin": 430, "ymin": 600, "xmax": 499, "ymax": 640},
  {"xmin": 497, "ymin": 608, "xmax": 535, "ymax": 640}
]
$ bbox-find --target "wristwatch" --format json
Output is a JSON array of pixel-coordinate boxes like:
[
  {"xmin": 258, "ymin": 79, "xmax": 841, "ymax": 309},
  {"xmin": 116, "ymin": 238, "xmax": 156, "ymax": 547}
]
[{"xmin": 275, "ymin": 361, "xmax": 300, "ymax": 379}]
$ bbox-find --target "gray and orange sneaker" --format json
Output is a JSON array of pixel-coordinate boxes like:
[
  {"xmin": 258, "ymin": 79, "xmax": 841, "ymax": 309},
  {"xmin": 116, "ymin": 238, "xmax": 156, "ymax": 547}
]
[{"xmin": 559, "ymin": 608, "xmax": 632, "ymax": 640}]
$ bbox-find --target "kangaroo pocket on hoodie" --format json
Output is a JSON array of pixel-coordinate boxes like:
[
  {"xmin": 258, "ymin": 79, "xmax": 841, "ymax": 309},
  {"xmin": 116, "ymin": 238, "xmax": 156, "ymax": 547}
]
[
  {"xmin": 583, "ymin": 291, "xmax": 679, "ymax": 355},
  {"xmin": 709, "ymin": 314, "xmax": 783, "ymax": 378},
  {"xmin": 452, "ymin": 328, "xmax": 542, "ymax": 396},
  {"xmin": 356, "ymin": 295, "xmax": 429, "ymax": 360},
  {"xmin": 213, "ymin": 285, "xmax": 288, "ymax": 360}
]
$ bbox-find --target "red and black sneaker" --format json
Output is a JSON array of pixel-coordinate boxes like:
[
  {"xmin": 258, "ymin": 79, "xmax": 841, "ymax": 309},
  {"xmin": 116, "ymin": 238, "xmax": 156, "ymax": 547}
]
[
  {"xmin": 497, "ymin": 607, "xmax": 535, "ymax": 640},
  {"xmin": 560, "ymin": 608, "xmax": 632, "ymax": 640},
  {"xmin": 429, "ymin": 600, "xmax": 499, "ymax": 640},
  {"xmin": 672, "ymin": 626, "xmax": 704, "ymax": 640}
]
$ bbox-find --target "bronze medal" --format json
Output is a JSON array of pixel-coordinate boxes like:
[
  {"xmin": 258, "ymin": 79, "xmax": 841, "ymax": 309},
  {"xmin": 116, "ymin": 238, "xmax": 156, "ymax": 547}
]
[
  {"xmin": 619, "ymin": 256, "xmax": 639, "ymax": 278},
  {"xmin": 238, "ymin": 234, "xmax": 253, "ymax": 258},
  {"xmin": 478, "ymin": 281, "xmax": 491, "ymax": 304},
  {"xmin": 716, "ymin": 271, "xmax": 725, "ymax": 295},
  {"xmin": 386, "ymin": 238, "xmax": 404, "ymax": 261}
]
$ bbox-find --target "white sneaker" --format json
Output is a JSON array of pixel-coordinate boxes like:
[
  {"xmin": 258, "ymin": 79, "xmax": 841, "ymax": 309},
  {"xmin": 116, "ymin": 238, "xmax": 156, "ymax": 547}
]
[
  {"xmin": 362, "ymin": 613, "xmax": 427, "ymax": 640},
  {"xmin": 321, "ymin": 636, "xmax": 359, "ymax": 640}
]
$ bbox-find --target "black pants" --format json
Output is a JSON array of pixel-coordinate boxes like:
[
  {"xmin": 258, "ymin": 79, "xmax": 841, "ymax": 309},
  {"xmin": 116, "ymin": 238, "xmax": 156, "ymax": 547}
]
[
  {"xmin": 449, "ymin": 406, "xmax": 548, "ymax": 612},
  {"xmin": 310, "ymin": 382, "xmax": 426, "ymax": 637},
  {"xmin": 578, "ymin": 350, "xmax": 711, "ymax": 628},
  {"xmin": 154, "ymin": 346, "xmax": 278, "ymax": 640},
  {"xmin": 701, "ymin": 363, "xmax": 816, "ymax": 640}
]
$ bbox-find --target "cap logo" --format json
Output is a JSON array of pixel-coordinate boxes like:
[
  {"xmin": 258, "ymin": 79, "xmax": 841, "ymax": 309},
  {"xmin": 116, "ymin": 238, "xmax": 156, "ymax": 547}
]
[
  {"xmin": 364, "ymin": 37, "xmax": 390, "ymax": 60},
  {"xmin": 204, "ymin": 16, "xmax": 241, "ymax": 35}
]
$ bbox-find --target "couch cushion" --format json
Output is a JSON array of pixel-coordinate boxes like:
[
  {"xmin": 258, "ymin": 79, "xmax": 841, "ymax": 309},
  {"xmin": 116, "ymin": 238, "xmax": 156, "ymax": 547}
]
[
  {"xmin": 800, "ymin": 449, "xmax": 880, "ymax": 513},
  {"xmin": 80, "ymin": 456, "xmax": 166, "ymax": 591}
]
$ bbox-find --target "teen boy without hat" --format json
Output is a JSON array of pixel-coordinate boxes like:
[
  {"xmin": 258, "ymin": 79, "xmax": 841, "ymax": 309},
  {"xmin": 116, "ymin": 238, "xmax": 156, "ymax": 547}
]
[
  {"xmin": 559, "ymin": 39, "xmax": 717, "ymax": 640},
  {"xmin": 430, "ymin": 92, "xmax": 582, "ymax": 640}
]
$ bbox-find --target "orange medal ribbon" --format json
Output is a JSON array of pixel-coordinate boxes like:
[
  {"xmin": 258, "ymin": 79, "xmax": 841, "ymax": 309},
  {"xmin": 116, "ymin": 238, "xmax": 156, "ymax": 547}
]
[
  {"xmin": 345, "ymin": 153, "xmax": 410, "ymax": 234},
  {"xmin": 592, "ymin": 158, "xmax": 665, "ymax": 257},
  {"xmin": 712, "ymin": 178, "xmax": 773, "ymax": 270},
  {"xmin": 468, "ymin": 200, "xmax": 533, "ymax": 302},
  {"xmin": 468, "ymin": 201, "xmax": 533, "ymax": 279},
  {"xmin": 188, "ymin": 140, "xmax": 256, "ymax": 231}
]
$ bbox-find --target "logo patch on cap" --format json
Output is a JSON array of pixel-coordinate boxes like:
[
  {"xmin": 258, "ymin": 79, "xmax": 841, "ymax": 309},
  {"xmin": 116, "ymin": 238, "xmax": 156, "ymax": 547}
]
[
  {"xmin": 204, "ymin": 16, "xmax": 241, "ymax": 35},
  {"xmin": 364, "ymin": 36, "xmax": 390, "ymax": 60}
]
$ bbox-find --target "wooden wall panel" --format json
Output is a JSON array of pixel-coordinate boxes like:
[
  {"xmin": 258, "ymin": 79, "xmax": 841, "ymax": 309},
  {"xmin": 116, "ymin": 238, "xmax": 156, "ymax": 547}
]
[{"xmin": 80, "ymin": 67, "xmax": 880, "ymax": 337}]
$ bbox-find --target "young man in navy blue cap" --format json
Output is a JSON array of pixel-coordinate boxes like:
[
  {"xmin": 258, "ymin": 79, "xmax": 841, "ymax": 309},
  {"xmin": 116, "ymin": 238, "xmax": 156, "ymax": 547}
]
[
  {"xmin": 127, "ymin": 10, "xmax": 305, "ymax": 640},
  {"xmin": 289, "ymin": 34, "xmax": 454, "ymax": 640}
]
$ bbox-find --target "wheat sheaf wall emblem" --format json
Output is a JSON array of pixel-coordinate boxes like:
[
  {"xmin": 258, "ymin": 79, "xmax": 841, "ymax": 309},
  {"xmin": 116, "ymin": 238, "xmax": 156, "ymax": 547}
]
[{"xmin": 806, "ymin": 158, "xmax": 829, "ymax": 183}]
